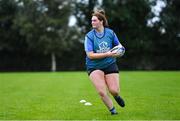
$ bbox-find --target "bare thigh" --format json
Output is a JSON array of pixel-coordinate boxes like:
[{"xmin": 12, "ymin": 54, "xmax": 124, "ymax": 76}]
[
  {"xmin": 89, "ymin": 70, "xmax": 107, "ymax": 96},
  {"xmin": 105, "ymin": 73, "xmax": 120, "ymax": 96}
]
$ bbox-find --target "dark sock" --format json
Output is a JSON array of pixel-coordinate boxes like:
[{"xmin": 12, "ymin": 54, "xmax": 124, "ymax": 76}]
[
  {"xmin": 114, "ymin": 95, "xmax": 125, "ymax": 107},
  {"xmin": 109, "ymin": 107, "xmax": 118, "ymax": 115}
]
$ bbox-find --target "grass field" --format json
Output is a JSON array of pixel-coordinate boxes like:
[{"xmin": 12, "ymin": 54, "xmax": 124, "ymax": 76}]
[{"xmin": 0, "ymin": 71, "xmax": 180, "ymax": 120}]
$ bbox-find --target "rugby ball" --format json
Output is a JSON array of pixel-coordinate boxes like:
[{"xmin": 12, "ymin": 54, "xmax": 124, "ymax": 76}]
[{"xmin": 110, "ymin": 45, "xmax": 125, "ymax": 57}]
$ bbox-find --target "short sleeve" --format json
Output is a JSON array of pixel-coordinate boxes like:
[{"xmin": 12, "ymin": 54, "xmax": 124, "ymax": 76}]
[
  {"xmin": 113, "ymin": 33, "xmax": 120, "ymax": 46},
  {"xmin": 84, "ymin": 36, "xmax": 93, "ymax": 52}
]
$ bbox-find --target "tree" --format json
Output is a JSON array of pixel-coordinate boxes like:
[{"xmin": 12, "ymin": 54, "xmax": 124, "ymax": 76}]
[
  {"xmin": 0, "ymin": 0, "xmax": 25, "ymax": 52},
  {"xmin": 160, "ymin": 0, "xmax": 180, "ymax": 52},
  {"xmin": 145, "ymin": 0, "xmax": 180, "ymax": 69},
  {"xmin": 73, "ymin": 0, "xmax": 99, "ymax": 34},
  {"xmin": 13, "ymin": 0, "xmax": 77, "ymax": 71}
]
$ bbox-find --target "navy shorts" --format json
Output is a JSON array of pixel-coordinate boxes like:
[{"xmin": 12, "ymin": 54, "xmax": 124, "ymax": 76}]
[{"xmin": 87, "ymin": 63, "xmax": 119, "ymax": 76}]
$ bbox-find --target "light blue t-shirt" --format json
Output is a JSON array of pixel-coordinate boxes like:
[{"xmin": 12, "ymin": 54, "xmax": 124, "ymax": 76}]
[{"xmin": 84, "ymin": 28, "xmax": 121, "ymax": 69}]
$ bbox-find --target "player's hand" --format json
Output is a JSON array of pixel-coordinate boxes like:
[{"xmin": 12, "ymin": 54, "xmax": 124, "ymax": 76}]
[{"xmin": 106, "ymin": 51, "xmax": 116, "ymax": 57}]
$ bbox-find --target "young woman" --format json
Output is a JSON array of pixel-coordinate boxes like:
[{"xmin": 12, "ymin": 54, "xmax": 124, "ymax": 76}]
[{"xmin": 84, "ymin": 9, "xmax": 125, "ymax": 115}]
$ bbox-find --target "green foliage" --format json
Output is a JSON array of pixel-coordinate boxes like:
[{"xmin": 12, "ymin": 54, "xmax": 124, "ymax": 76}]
[
  {"xmin": 73, "ymin": 0, "xmax": 99, "ymax": 34},
  {"xmin": 160, "ymin": 0, "xmax": 180, "ymax": 52},
  {"xmin": 13, "ymin": 0, "xmax": 75, "ymax": 56},
  {"xmin": 0, "ymin": 0, "xmax": 21, "ymax": 51},
  {"xmin": 0, "ymin": 0, "xmax": 179, "ymax": 70}
]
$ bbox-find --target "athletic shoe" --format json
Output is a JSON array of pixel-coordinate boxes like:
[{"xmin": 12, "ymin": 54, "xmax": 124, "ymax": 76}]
[{"xmin": 114, "ymin": 96, "xmax": 125, "ymax": 107}]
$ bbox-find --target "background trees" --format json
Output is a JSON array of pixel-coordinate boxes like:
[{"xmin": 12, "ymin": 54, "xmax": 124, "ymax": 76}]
[
  {"xmin": 1, "ymin": 0, "xmax": 80, "ymax": 71},
  {"xmin": 0, "ymin": 0, "xmax": 179, "ymax": 71}
]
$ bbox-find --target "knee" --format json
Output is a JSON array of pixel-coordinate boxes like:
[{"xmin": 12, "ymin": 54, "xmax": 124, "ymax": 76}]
[
  {"xmin": 98, "ymin": 90, "xmax": 107, "ymax": 98},
  {"xmin": 109, "ymin": 88, "xmax": 119, "ymax": 96}
]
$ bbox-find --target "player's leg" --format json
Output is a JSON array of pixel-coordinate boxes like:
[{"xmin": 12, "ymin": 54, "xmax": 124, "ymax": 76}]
[
  {"xmin": 105, "ymin": 73, "xmax": 125, "ymax": 107},
  {"xmin": 89, "ymin": 70, "xmax": 117, "ymax": 114},
  {"xmin": 105, "ymin": 73, "xmax": 119, "ymax": 96}
]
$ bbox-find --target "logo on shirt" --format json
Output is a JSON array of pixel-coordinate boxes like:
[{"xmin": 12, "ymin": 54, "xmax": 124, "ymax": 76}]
[{"xmin": 97, "ymin": 41, "xmax": 110, "ymax": 53}]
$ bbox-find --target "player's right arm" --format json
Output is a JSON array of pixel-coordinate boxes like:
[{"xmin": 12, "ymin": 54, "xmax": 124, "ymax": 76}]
[{"xmin": 86, "ymin": 51, "xmax": 114, "ymax": 59}]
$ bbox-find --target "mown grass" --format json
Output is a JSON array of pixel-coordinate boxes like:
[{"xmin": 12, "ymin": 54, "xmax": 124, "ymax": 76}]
[{"xmin": 0, "ymin": 71, "xmax": 179, "ymax": 120}]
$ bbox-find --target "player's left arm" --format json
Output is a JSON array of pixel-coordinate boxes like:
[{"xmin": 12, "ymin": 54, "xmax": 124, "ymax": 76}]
[
  {"xmin": 113, "ymin": 32, "xmax": 123, "ymax": 47},
  {"xmin": 111, "ymin": 32, "xmax": 124, "ymax": 57}
]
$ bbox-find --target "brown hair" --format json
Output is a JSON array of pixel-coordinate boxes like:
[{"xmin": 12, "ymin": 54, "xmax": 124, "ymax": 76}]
[{"xmin": 92, "ymin": 9, "xmax": 109, "ymax": 27}]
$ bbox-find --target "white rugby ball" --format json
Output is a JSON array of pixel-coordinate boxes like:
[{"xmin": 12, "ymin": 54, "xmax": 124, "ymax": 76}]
[{"xmin": 110, "ymin": 45, "xmax": 125, "ymax": 57}]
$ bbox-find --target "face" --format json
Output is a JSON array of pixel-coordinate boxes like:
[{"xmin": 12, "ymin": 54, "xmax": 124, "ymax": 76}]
[{"xmin": 91, "ymin": 16, "xmax": 103, "ymax": 29}]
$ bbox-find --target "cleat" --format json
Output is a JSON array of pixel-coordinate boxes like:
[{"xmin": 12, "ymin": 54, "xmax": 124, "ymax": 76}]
[{"xmin": 114, "ymin": 96, "xmax": 125, "ymax": 107}]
